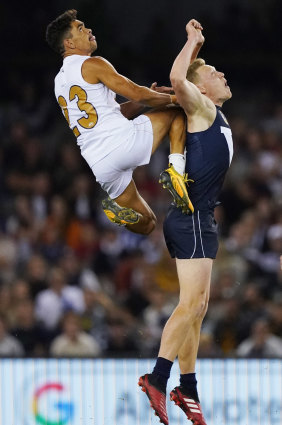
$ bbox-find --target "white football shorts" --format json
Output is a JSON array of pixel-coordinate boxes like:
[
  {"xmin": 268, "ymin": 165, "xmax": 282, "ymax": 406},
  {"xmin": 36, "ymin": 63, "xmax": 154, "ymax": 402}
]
[{"xmin": 91, "ymin": 114, "xmax": 153, "ymax": 199}]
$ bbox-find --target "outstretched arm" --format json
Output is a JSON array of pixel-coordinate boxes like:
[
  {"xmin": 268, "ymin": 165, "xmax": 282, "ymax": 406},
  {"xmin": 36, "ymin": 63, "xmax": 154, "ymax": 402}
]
[
  {"xmin": 170, "ymin": 19, "xmax": 205, "ymax": 115},
  {"xmin": 82, "ymin": 57, "xmax": 177, "ymax": 108}
]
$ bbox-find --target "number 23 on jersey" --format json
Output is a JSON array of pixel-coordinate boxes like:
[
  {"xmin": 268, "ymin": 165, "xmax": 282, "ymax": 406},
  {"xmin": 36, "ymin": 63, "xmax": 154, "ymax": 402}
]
[{"xmin": 58, "ymin": 85, "xmax": 98, "ymax": 137}]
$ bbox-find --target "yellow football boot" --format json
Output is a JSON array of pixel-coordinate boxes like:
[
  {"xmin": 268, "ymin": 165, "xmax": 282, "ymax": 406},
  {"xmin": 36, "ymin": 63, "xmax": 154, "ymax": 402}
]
[
  {"xmin": 102, "ymin": 197, "xmax": 141, "ymax": 226},
  {"xmin": 159, "ymin": 164, "xmax": 194, "ymax": 214}
]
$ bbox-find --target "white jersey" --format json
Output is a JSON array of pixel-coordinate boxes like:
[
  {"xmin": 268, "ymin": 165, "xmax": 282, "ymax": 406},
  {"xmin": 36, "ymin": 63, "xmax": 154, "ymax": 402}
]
[{"xmin": 54, "ymin": 55, "xmax": 135, "ymax": 167}]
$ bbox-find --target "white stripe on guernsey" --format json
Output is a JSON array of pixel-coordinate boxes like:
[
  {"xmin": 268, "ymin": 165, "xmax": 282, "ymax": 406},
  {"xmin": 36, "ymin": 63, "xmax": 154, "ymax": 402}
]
[
  {"xmin": 220, "ymin": 126, "xmax": 233, "ymax": 165},
  {"xmin": 190, "ymin": 408, "xmax": 201, "ymax": 413},
  {"xmin": 190, "ymin": 214, "xmax": 196, "ymax": 258},
  {"xmin": 197, "ymin": 211, "xmax": 206, "ymax": 258}
]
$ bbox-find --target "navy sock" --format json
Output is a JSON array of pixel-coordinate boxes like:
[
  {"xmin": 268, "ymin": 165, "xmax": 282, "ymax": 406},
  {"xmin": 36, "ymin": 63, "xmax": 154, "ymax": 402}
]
[
  {"xmin": 152, "ymin": 357, "xmax": 173, "ymax": 391},
  {"xmin": 180, "ymin": 373, "xmax": 200, "ymax": 402}
]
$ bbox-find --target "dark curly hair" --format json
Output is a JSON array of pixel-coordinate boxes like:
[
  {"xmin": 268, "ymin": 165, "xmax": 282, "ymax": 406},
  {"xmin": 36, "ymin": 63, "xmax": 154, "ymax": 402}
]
[{"xmin": 46, "ymin": 9, "xmax": 77, "ymax": 55}]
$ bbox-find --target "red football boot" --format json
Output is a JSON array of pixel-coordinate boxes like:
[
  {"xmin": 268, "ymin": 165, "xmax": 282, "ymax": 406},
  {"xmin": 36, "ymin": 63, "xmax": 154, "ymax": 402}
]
[
  {"xmin": 170, "ymin": 386, "xmax": 207, "ymax": 425},
  {"xmin": 138, "ymin": 374, "xmax": 169, "ymax": 425}
]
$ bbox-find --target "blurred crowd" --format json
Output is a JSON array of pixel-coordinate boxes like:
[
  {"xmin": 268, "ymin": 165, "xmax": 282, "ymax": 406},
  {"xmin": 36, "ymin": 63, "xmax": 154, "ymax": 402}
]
[{"xmin": 0, "ymin": 69, "xmax": 281, "ymax": 360}]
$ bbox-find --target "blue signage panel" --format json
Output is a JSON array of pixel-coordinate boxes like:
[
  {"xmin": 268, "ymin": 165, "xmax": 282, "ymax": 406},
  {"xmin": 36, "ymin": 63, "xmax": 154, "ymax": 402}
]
[{"xmin": 0, "ymin": 358, "xmax": 281, "ymax": 425}]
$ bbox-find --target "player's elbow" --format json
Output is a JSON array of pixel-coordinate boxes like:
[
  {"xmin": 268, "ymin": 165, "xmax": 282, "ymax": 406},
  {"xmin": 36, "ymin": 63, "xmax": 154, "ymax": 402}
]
[
  {"xmin": 170, "ymin": 74, "xmax": 185, "ymax": 91},
  {"xmin": 131, "ymin": 86, "xmax": 149, "ymax": 104},
  {"xmin": 132, "ymin": 93, "xmax": 143, "ymax": 103}
]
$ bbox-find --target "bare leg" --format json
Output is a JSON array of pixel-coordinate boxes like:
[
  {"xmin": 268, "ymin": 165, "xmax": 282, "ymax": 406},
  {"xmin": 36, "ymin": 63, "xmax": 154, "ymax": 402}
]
[
  {"xmin": 169, "ymin": 110, "xmax": 187, "ymax": 155},
  {"xmin": 177, "ymin": 291, "xmax": 209, "ymax": 373},
  {"xmin": 158, "ymin": 258, "xmax": 213, "ymax": 362},
  {"xmin": 144, "ymin": 107, "xmax": 186, "ymax": 155},
  {"xmin": 145, "ymin": 107, "xmax": 192, "ymax": 212},
  {"xmin": 113, "ymin": 179, "xmax": 156, "ymax": 235},
  {"xmin": 137, "ymin": 258, "xmax": 212, "ymax": 424},
  {"xmin": 103, "ymin": 108, "xmax": 187, "ymax": 231}
]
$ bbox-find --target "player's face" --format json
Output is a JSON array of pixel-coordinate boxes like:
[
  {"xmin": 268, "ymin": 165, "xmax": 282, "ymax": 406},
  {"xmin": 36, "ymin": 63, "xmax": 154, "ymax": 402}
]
[
  {"xmin": 198, "ymin": 65, "xmax": 232, "ymax": 103},
  {"xmin": 68, "ymin": 20, "xmax": 97, "ymax": 54}
]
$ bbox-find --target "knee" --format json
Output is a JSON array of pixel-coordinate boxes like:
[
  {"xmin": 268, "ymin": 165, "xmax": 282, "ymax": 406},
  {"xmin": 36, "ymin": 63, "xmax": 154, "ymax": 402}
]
[
  {"xmin": 132, "ymin": 213, "xmax": 156, "ymax": 235},
  {"xmin": 141, "ymin": 216, "xmax": 156, "ymax": 235},
  {"xmin": 179, "ymin": 297, "xmax": 209, "ymax": 324},
  {"xmin": 193, "ymin": 298, "xmax": 209, "ymax": 323}
]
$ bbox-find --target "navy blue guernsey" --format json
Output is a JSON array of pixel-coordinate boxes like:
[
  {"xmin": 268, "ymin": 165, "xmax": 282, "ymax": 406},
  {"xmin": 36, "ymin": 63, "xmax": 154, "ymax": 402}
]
[
  {"xmin": 185, "ymin": 106, "xmax": 233, "ymax": 211},
  {"xmin": 163, "ymin": 106, "xmax": 233, "ymax": 259}
]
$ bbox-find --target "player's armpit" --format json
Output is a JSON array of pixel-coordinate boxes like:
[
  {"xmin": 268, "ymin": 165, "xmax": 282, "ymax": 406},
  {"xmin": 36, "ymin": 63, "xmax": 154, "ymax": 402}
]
[{"xmin": 172, "ymin": 79, "xmax": 205, "ymax": 116}]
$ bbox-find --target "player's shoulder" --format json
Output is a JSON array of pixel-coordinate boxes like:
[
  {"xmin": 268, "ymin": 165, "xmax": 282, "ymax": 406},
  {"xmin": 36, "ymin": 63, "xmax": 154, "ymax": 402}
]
[
  {"xmin": 82, "ymin": 56, "xmax": 116, "ymax": 84},
  {"xmin": 82, "ymin": 56, "xmax": 116, "ymax": 80},
  {"xmin": 83, "ymin": 56, "xmax": 112, "ymax": 68}
]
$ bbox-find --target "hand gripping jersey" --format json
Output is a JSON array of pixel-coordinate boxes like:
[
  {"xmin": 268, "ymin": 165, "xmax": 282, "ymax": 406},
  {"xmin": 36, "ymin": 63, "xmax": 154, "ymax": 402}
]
[
  {"xmin": 54, "ymin": 55, "xmax": 135, "ymax": 167},
  {"xmin": 185, "ymin": 106, "xmax": 233, "ymax": 211}
]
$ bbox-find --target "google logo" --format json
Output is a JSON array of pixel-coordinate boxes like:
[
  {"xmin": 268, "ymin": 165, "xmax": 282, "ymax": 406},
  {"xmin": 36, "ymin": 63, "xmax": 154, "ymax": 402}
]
[{"xmin": 32, "ymin": 383, "xmax": 74, "ymax": 425}]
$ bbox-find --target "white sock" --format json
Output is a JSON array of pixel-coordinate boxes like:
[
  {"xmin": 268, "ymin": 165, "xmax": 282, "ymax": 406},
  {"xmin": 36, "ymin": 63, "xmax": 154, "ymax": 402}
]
[{"xmin": 168, "ymin": 153, "xmax": 186, "ymax": 175}]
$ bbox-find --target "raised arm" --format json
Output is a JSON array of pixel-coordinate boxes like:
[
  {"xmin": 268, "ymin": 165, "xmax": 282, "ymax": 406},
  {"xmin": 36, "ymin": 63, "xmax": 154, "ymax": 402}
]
[
  {"xmin": 82, "ymin": 57, "xmax": 177, "ymax": 108},
  {"xmin": 191, "ymin": 30, "xmax": 204, "ymax": 64},
  {"xmin": 170, "ymin": 19, "xmax": 206, "ymax": 115}
]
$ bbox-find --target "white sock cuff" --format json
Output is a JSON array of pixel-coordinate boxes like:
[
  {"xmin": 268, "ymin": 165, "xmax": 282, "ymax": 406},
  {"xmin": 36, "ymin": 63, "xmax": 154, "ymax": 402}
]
[
  {"xmin": 168, "ymin": 153, "xmax": 186, "ymax": 175},
  {"xmin": 169, "ymin": 153, "xmax": 185, "ymax": 161}
]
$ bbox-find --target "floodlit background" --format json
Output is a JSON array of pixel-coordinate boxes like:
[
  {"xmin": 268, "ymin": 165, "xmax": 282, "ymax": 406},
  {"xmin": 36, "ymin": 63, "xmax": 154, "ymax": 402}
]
[{"xmin": 0, "ymin": 2, "xmax": 281, "ymax": 422}]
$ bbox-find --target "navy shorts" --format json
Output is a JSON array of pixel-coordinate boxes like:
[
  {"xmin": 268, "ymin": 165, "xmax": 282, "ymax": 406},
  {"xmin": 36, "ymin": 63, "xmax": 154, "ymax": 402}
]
[{"xmin": 163, "ymin": 205, "xmax": 219, "ymax": 259}]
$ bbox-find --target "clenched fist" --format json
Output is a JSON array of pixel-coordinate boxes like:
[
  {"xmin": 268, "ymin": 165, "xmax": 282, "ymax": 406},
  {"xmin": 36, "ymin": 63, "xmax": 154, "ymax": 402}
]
[{"xmin": 186, "ymin": 19, "xmax": 205, "ymax": 45}]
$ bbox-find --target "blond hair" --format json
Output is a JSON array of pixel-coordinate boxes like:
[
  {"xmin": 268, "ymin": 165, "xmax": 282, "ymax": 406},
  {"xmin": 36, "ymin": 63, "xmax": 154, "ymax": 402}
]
[{"xmin": 186, "ymin": 58, "xmax": 205, "ymax": 84}]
